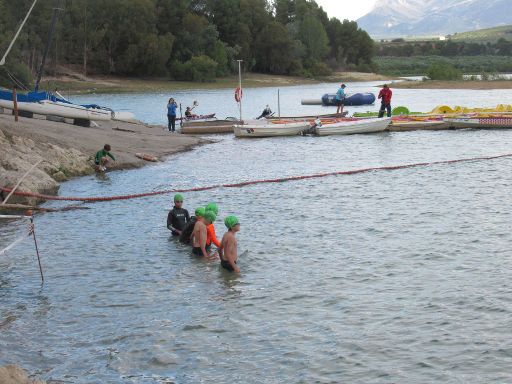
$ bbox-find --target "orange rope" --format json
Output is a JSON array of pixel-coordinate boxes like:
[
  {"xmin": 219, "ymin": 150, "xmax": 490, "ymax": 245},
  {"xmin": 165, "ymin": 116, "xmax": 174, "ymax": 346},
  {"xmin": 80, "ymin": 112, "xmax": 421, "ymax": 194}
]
[{"xmin": 2, "ymin": 153, "xmax": 511, "ymax": 202}]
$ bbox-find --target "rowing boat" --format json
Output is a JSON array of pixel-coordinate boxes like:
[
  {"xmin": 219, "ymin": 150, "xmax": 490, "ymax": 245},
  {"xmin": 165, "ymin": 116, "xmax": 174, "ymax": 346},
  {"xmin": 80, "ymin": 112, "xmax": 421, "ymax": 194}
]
[
  {"xmin": 444, "ymin": 116, "xmax": 512, "ymax": 129},
  {"xmin": 181, "ymin": 118, "xmax": 240, "ymax": 134},
  {"xmin": 234, "ymin": 120, "xmax": 312, "ymax": 138},
  {"xmin": 313, "ymin": 117, "xmax": 391, "ymax": 136}
]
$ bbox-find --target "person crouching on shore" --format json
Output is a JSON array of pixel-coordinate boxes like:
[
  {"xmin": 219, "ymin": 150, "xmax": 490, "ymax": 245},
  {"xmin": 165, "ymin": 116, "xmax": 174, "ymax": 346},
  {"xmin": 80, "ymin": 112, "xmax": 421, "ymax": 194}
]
[
  {"xmin": 219, "ymin": 216, "xmax": 240, "ymax": 273},
  {"xmin": 167, "ymin": 193, "xmax": 190, "ymax": 236},
  {"xmin": 94, "ymin": 144, "xmax": 115, "ymax": 172}
]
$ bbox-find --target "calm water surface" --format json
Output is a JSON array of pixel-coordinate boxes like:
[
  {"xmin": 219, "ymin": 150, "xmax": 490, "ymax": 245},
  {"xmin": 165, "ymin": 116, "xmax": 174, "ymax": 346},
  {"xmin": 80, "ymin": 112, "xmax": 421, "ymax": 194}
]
[{"xmin": 1, "ymin": 82, "xmax": 512, "ymax": 383}]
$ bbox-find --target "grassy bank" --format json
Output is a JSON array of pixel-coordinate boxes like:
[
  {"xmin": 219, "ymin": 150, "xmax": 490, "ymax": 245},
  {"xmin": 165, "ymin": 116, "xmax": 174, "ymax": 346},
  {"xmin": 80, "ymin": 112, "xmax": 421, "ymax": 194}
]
[
  {"xmin": 39, "ymin": 72, "xmax": 388, "ymax": 95},
  {"xmin": 392, "ymin": 80, "xmax": 512, "ymax": 89},
  {"xmin": 376, "ymin": 56, "xmax": 512, "ymax": 76}
]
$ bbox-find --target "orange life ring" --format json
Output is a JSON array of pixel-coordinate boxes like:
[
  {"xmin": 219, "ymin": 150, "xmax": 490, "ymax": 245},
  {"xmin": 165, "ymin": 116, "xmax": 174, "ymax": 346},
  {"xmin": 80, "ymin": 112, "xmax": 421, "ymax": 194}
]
[{"xmin": 234, "ymin": 87, "xmax": 242, "ymax": 103}]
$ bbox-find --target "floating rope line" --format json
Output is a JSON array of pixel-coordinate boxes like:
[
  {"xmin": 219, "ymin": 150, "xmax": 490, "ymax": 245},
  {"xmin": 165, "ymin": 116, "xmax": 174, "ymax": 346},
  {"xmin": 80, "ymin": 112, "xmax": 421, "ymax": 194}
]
[{"xmin": 1, "ymin": 152, "xmax": 511, "ymax": 203}]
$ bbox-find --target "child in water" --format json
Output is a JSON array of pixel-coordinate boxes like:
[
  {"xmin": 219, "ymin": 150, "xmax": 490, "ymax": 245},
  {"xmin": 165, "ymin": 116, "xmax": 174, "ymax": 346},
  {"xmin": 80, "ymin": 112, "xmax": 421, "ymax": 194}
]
[
  {"xmin": 205, "ymin": 203, "xmax": 221, "ymax": 251},
  {"xmin": 219, "ymin": 216, "xmax": 240, "ymax": 273},
  {"xmin": 191, "ymin": 208, "xmax": 217, "ymax": 259},
  {"xmin": 167, "ymin": 194, "xmax": 190, "ymax": 236}
]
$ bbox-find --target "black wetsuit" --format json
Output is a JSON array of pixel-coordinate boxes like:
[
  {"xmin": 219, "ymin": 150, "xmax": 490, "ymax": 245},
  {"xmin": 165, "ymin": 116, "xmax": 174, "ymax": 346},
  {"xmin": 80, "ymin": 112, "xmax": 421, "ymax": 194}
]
[
  {"xmin": 179, "ymin": 216, "xmax": 197, "ymax": 244},
  {"xmin": 167, "ymin": 207, "xmax": 190, "ymax": 236},
  {"xmin": 257, "ymin": 108, "xmax": 272, "ymax": 119},
  {"xmin": 192, "ymin": 247, "xmax": 203, "ymax": 256}
]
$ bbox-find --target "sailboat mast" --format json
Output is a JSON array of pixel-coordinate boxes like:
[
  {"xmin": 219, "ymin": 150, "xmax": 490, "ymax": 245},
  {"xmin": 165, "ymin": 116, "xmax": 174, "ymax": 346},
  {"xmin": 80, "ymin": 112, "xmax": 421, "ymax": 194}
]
[
  {"xmin": 34, "ymin": 0, "xmax": 62, "ymax": 92},
  {"xmin": 0, "ymin": 0, "xmax": 39, "ymax": 66}
]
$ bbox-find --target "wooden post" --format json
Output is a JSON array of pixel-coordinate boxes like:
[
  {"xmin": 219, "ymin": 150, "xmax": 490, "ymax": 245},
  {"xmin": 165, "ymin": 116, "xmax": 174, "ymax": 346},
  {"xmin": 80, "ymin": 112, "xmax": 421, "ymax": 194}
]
[{"xmin": 13, "ymin": 87, "xmax": 18, "ymax": 122}]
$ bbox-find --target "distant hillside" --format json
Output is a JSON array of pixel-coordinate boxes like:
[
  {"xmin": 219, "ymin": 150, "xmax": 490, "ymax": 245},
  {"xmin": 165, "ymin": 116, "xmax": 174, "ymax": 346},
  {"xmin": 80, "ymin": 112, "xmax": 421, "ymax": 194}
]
[
  {"xmin": 448, "ymin": 25, "xmax": 512, "ymax": 43},
  {"xmin": 358, "ymin": 0, "xmax": 512, "ymax": 37}
]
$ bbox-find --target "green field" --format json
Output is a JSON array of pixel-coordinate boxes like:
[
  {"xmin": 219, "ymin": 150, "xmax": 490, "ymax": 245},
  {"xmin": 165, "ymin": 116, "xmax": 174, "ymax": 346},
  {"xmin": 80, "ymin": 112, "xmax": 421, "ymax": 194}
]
[
  {"xmin": 375, "ymin": 56, "xmax": 512, "ymax": 76},
  {"xmin": 448, "ymin": 25, "xmax": 512, "ymax": 43}
]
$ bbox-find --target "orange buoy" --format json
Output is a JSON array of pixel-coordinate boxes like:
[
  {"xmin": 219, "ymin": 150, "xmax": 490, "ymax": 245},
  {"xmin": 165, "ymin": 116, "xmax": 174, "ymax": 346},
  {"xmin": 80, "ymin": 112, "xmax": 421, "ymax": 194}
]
[{"xmin": 135, "ymin": 153, "xmax": 158, "ymax": 162}]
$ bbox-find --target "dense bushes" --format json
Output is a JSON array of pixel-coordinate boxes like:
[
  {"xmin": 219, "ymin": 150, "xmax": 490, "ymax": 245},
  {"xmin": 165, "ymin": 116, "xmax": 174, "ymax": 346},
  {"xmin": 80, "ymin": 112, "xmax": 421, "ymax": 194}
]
[{"xmin": 426, "ymin": 62, "xmax": 462, "ymax": 80}]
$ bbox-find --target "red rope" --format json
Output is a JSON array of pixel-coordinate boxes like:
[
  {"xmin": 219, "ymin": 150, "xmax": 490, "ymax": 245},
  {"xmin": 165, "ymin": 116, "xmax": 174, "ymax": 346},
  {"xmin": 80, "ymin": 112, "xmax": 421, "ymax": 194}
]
[{"xmin": 2, "ymin": 153, "xmax": 511, "ymax": 202}]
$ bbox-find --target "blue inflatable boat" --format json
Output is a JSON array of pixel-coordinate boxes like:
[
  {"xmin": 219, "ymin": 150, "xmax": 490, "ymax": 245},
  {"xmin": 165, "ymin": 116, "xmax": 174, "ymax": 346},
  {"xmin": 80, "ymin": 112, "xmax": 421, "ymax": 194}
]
[{"xmin": 321, "ymin": 93, "xmax": 376, "ymax": 106}]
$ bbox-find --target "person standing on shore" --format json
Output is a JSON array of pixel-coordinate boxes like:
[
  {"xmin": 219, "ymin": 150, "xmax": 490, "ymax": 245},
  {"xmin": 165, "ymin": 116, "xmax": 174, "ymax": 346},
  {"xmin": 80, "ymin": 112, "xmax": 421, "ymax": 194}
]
[
  {"xmin": 336, "ymin": 83, "xmax": 346, "ymax": 116},
  {"xmin": 94, "ymin": 144, "xmax": 115, "ymax": 172},
  {"xmin": 378, "ymin": 84, "xmax": 393, "ymax": 118},
  {"xmin": 167, "ymin": 194, "xmax": 190, "ymax": 236},
  {"xmin": 218, "ymin": 216, "xmax": 241, "ymax": 273},
  {"xmin": 167, "ymin": 98, "xmax": 178, "ymax": 132}
]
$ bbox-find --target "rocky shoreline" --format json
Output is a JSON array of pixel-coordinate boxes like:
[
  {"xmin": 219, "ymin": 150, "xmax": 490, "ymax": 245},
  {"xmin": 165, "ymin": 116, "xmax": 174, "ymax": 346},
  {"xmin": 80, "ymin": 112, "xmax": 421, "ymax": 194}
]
[{"xmin": 0, "ymin": 111, "xmax": 206, "ymax": 206}]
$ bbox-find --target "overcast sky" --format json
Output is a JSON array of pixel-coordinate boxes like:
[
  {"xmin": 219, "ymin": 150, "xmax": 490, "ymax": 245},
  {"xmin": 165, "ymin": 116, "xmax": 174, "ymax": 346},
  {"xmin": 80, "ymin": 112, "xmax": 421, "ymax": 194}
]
[{"xmin": 316, "ymin": 0, "xmax": 378, "ymax": 21}]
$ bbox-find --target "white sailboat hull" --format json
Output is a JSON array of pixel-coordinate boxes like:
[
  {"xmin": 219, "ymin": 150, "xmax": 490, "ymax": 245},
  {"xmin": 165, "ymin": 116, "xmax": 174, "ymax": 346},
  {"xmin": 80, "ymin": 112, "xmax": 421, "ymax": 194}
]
[
  {"xmin": 314, "ymin": 117, "xmax": 391, "ymax": 136},
  {"xmin": 0, "ymin": 99, "xmax": 112, "ymax": 121},
  {"xmin": 234, "ymin": 121, "xmax": 311, "ymax": 137}
]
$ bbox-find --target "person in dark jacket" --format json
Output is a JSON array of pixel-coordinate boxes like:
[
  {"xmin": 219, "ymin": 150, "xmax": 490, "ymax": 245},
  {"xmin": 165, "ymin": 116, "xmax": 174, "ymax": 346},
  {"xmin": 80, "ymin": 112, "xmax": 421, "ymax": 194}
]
[
  {"xmin": 167, "ymin": 194, "xmax": 190, "ymax": 236},
  {"xmin": 167, "ymin": 98, "xmax": 178, "ymax": 132},
  {"xmin": 378, "ymin": 84, "xmax": 393, "ymax": 118}
]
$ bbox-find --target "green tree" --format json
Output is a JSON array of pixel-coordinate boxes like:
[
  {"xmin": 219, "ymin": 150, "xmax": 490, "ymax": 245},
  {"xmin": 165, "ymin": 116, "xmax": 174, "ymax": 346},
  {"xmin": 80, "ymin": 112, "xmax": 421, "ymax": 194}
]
[
  {"xmin": 426, "ymin": 62, "xmax": 462, "ymax": 80},
  {"xmin": 254, "ymin": 21, "xmax": 296, "ymax": 74},
  {"xmin": 299, "ymin": 15, "xmax": 329, "ymax": 60}
]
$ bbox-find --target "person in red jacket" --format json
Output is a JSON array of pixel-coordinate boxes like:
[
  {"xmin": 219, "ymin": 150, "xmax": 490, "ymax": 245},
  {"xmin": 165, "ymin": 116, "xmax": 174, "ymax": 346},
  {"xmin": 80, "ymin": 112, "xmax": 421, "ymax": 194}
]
[{"xmin": 378, "ymin": 84, "xmax": 392, "ymax": 118}]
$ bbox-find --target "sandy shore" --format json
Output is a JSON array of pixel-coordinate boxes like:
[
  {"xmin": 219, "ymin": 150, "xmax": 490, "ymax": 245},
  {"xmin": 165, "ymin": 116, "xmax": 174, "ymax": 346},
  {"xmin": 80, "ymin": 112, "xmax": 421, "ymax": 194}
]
[
  {"xmin": 45, "ymin": 71, "xmax": 388, "ymax": 94},
  {"xmin": 391, "ymin": 80, "xmax": 512, "ymax": 89},
  {"xmin": 0, "ymin": 111, "xmax": 206, "ymax": 206}
]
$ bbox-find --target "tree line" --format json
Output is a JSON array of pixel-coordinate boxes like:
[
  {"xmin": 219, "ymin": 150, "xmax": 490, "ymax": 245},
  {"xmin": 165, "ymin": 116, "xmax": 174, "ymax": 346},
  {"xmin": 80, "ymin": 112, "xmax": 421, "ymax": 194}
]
[
  {"xmin": 377, "ymin": 38, "xmax": 512, "ymax": 57},
  {"xmin": 0, "ymin": 0, "xmax": 375, "ymax": 86}
]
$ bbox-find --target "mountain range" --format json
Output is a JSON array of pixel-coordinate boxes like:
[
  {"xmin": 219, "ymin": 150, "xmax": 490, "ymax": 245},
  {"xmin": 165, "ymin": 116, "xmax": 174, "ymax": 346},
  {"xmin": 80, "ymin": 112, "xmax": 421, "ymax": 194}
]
[{"xmin": 357, "ymin": 0, "xmax": 512, "ymax": 37}]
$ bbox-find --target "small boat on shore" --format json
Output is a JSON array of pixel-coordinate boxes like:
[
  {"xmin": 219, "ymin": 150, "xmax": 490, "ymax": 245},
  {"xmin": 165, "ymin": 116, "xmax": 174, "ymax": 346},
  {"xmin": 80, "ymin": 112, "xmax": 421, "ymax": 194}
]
[
  {"xmin": 444, "ymin": 116, "xmax": 512, "ymax": 129},
  {"xmin": 234, "ymin": 120, "xmax": 312, "ymax": 138},
  {"xmin": 0, "ymin": 90, "xmax": 113, "ymax": 121},
  {"xmin": 313, "ymin": 117, "xmax": 391, "ymax": 136}
]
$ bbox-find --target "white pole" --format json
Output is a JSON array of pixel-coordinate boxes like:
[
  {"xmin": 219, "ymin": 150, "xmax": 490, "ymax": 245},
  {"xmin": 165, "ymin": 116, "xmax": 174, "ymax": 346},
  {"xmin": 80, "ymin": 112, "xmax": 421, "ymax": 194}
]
[
  {"xmin": 237, "ymin": 60, "xmax": 243, "ymax": 122},
  {"xmin": 0, "ymin": 0, "xmax": 39, "ymax": 66},
  {"xmin": 278, "ymin": 89, "xmax": 281, "ymax": 119}
]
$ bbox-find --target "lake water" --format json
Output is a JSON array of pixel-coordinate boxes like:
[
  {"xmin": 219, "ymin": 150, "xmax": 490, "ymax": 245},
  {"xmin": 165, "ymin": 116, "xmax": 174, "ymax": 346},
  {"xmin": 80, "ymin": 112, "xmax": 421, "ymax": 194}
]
[{"xmin": 1, "ymin": 81, "xmax": 512, "ymax": 383}]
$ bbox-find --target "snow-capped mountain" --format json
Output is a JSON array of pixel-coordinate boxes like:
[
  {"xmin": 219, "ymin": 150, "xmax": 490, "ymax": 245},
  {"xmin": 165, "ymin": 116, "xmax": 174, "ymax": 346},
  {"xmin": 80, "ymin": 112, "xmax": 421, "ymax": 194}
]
[{"xmin": 358, "ymin": 0, "xmax": 512, "ymax": 37}]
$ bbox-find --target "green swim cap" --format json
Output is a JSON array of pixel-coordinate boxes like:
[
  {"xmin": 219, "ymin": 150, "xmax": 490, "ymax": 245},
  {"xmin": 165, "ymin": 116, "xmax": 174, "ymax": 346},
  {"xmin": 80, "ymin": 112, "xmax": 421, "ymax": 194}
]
[
  {"xmin": 195, "ymin": 207, "xmax": 206, "ymax": 217},
  {"xmin": 204, "ymin": 211, "xmax": 216, "ymax": 224},
  {"xmin": 174, "ymin": 193, "xmax": 183, "ymax": 202},
  {"xmin": 205, "ymin": 202, "xmax": 218, "ymax": 215},
  {"xmin": 224, "ymin": 215, "xmax": 239, "ymax": 229}
]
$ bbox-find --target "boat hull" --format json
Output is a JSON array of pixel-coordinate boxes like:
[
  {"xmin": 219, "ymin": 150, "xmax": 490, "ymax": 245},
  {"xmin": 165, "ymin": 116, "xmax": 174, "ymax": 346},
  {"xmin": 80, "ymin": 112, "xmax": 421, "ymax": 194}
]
[
  {"xmin": 444, "ymin": 117, "xmax": 512, "ymax": 129},
  {"xmin": 314, "ymin": 117, "xmax": 391, "ymax": 136},
  {"xmin": 181, "ymin": 119, "xmax": 240, "ymax": 134},
  {"xmin": 234, "ymin": 121, "xmax": 311, "ymax": 137},
  {"xmin": 0, "ymin": 99, "xmax": 112, "ymax": 121}
]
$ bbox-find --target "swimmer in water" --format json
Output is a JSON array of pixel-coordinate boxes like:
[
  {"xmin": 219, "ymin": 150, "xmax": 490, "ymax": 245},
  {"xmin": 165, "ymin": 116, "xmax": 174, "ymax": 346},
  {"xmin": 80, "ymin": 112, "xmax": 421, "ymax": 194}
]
[
  {"xmin": 218, "ymin": 216, "xmax": 240, "ymax": 273},
  {"xmin": 205, "ymin": 203, "xmax": 221, "ymax": 251},
  {"xmin": 191, "ymin": 208, "xmax": 217, "ymax": 259},
  {"xmin": 167, "ymin": 194, "xmax": 190, "ymax": 236}
]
